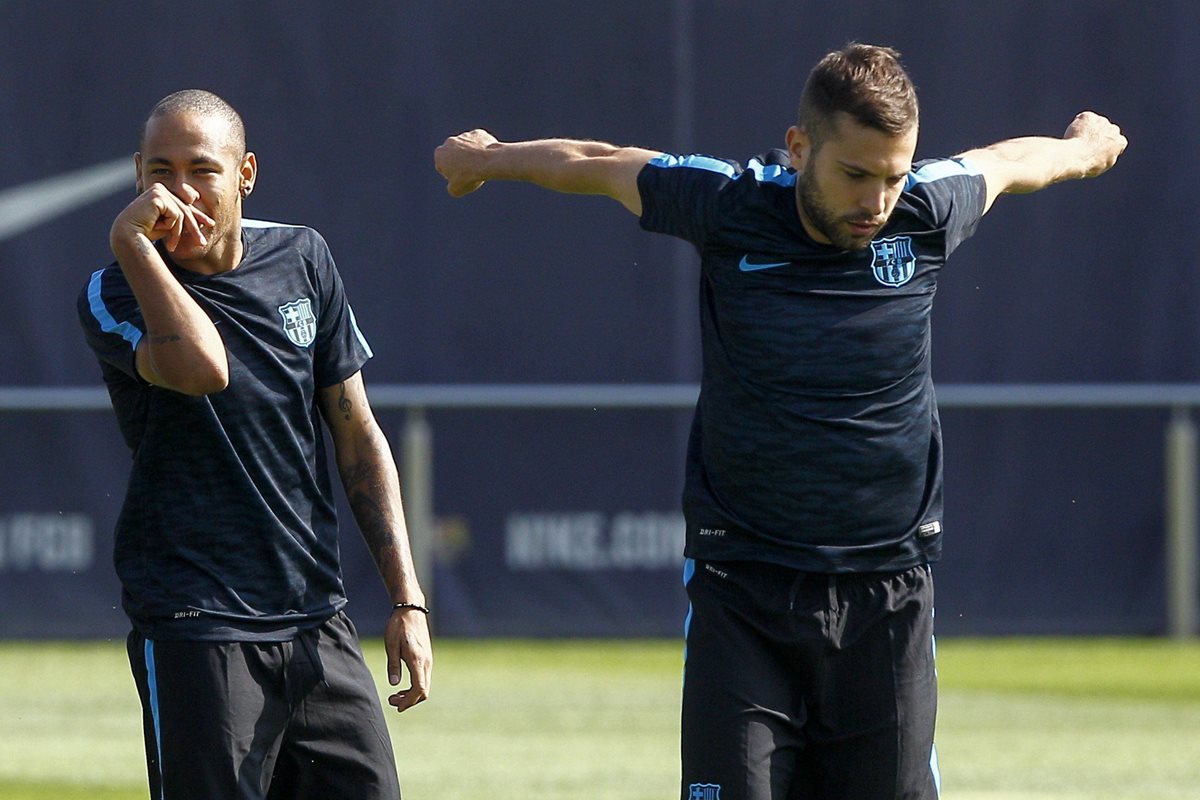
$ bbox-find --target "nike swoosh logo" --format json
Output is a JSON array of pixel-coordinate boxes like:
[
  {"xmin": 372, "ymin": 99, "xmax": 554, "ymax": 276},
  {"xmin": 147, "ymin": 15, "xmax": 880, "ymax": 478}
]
[
  {"xmin": 738, "ymin": 255, "xmax": 790, "ymax": 272},
  {"xmin": 0, "ymin": 157, "xmax": 131, "ymax": 242}
]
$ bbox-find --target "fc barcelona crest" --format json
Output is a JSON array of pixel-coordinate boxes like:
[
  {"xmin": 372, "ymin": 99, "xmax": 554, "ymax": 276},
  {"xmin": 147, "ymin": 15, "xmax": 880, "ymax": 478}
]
[
  {"xmin": 688, "ymin": 784, "xmax": 721, "ymax": 800},
  {"xmin": 870, "ymin": 235, "xmax": 916, "ymax": 287},
  {"xmin": 278, "ymin": 298, "xmax": 317, "ymax": 347}
]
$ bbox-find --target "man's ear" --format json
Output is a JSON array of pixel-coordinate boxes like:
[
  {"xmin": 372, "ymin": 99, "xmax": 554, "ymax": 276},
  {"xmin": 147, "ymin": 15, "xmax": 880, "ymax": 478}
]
[
  {"xmin": 785, "ymin": 126, "xmax": 810, "ymax": 172},
  {"xmin": 133, "ymin": 152, "xmax": 144, "ymax": 193},
  {"xmin": 239, "ymin": 151, "xmax": 257, "ymax": 199}
]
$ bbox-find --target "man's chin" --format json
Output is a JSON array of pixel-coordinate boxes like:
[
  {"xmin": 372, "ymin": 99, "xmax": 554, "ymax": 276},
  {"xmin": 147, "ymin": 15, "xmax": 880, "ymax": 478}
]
[
  {"xmin": 167, "ymin": 235, "xmax": 214, "ymax": 263},
  {"xmin": 831, "ymin": 233, "xmax": 876, "ymax": 252},
  {"xmin": 837, "ymin": 225, "xmax": 883, "ymax": 251}
]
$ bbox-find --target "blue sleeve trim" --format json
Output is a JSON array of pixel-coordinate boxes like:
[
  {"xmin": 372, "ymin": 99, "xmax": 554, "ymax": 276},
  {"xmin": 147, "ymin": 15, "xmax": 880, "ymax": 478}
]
[
  {"xmin": 905, "ymin": 158, "xmax": 981, "ymax": 190},
  {"xmin": 649, "ymin": 153, "xmax": 738, "ymax": 178},
  {"xmin": 241, "ymin": 218, "xmax": 304, "ymax": 229},
  {"xmin": 87, "ymin": 268, "xmax": 142, "ymax": 350},
  {"xmin": 347, "ymin": 305, "xmax": 373, "ymax": 359}
]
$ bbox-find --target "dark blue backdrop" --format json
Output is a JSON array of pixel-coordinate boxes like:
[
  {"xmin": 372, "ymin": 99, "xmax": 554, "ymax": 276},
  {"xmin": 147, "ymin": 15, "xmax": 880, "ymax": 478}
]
[{"xmin": 1, "ymin": 1, "xmax": 1196, "ymax": 638}]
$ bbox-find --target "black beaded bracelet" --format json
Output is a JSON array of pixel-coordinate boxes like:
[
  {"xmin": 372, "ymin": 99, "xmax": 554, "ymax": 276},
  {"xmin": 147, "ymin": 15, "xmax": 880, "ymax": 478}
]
[{"xmin": 392, "ymin": 602, "xmax": 430, "ymax": 615}]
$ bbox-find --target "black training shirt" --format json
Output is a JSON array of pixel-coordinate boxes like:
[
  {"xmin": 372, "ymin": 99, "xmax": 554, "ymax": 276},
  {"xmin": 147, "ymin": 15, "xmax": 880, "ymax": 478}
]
[
  {"xmin": 78, "ymin": 221, "xmax": 373, "ymax": 641},
  {"xmin": 638, "ymin": 150, "xmax": 986, "ymax": 572}
]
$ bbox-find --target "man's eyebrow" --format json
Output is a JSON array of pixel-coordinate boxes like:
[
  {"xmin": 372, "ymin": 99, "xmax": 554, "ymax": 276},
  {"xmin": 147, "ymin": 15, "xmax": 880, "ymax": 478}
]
[
  {"xmin": 144, "ymin": 155, "xmax": 223, "ymax": 166},
  {"xmin": 836, "ymin": 159, "xmax": 910, "ymax": 179}
]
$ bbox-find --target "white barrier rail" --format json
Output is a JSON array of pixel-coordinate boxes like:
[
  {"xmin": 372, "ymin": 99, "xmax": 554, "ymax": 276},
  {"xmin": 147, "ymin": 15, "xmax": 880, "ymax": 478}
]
[{"xmin": 3, "ymin": 383, "xmax": 1197, "ymax": 639}]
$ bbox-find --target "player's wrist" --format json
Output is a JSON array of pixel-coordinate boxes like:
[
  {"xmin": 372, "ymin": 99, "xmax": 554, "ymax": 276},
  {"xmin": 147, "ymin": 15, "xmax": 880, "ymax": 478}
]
[
  {"xmin": 110, "ymin": 220, "xmax": 149, "ymax": 250},
  {"xmin": 391, "ymin": 601, "xmax": 430, "ymax": 615}
]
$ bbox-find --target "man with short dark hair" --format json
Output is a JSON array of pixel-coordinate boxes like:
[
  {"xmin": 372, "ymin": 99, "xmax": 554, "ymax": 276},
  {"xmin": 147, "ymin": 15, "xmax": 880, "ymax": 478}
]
[
  {"xmin": 79, "ymin": 89, "xmax": 431, "ymax": 799},
  {"xmin": 435, "ymin": 43, "xmax": 1125, "ymax": 800}
]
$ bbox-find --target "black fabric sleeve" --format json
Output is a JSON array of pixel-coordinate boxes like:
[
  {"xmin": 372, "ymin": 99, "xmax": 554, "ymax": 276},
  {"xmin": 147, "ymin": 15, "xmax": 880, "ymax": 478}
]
[
  {"xmin": 77, "ymin": 266, "xmax": 146, "ymax": 382},
  {"xmin": 637, "ymin": 153, "xmax": 740, "ymax": 250},
  {"xmin": 308, "ymin": 230, "xmax": 373, "ymax": 388}
]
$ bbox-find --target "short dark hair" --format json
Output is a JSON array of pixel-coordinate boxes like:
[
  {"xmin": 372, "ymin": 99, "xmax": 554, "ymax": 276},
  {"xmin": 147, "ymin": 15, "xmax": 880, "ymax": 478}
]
[
  {"xmin": 140, "ymin": 89, "xmax": 246, "ymax": 155},
  {"xmin": 798, "ymin": 43, "xmax": 918, "ymax": 148}
]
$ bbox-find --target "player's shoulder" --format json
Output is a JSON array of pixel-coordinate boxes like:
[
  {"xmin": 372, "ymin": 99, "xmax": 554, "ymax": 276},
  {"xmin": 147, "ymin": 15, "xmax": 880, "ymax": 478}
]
[
  {"xmin": 242, "ymin": 218, "xmax": 329, "ymax": 255},
  {"xmin": 904, "ymin": 157, "xmax": 983, "ymax": 196},
  {"xmin": 739, "ymin": 150, "xmax": 797, "ymax": 193},
  {"xmin": 77, "ymin": 262, "xmax": 142, "ymax": 343},
  {"xmin": 644, "ymin": 148, "xmax": 795, "ymax": 186},
  {"xmin": 241, "ymin": 217, "xmax": 338, "ymax": 267},
  {"xmin": 644, "ymin": 152, "xmax": 741, "ymax": 182},
  {"xmin": 78, "ymin": 262, "xmax": 127, "ymax": 309},
  {"xmin": 899, "ymin": 157, "xmax": 985, "ymax": 223}
]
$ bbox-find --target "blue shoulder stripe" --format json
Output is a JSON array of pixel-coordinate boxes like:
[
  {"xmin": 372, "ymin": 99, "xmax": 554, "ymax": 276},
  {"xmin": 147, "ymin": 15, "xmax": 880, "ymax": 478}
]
[
  {"xmin": 746, "ymin": 158, "xmax": 796, "ymax": 187},
  {"xmin": 648, "ymin": 153, "xmax": 737, "ymax": 178},
  {"xmin": 650, "ymin": 153, "xmax": 797, "ymax": 187},
  {"xmin": 905, "ymin": 158, "xmax": 981, "ymax": 190},
  {"xmin": 87, "ymin": 268, "xmax": 142, "ymax": 350}
]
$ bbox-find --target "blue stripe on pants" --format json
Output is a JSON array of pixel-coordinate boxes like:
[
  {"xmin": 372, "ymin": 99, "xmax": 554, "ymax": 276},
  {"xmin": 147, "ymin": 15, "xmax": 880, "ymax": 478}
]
[{"xmin": 145, "ymin": 639, "xmax": 165, "ymax": 800}]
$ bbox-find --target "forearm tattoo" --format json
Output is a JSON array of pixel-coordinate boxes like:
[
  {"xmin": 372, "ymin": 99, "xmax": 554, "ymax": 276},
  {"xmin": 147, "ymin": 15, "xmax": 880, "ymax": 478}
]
[
  {"xmin": 149, "ymin": 333, "xmax": 182, "ymax": 345},
  {"xmin": 133, "ymin": 237, "xmax": 158, "ymax": 260},
  {"xmin": 337, "ymin": 381, "xmax": 352, "ymax": 420},
  {"xmin": 343, "ymin": 458, "xmax": 398, "ymax": 568}
]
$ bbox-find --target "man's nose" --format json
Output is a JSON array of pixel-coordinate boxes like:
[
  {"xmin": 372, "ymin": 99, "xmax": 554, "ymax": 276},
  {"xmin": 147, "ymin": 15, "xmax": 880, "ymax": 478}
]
[
  {"xmin": 860, "ymin": 185, "xmax": 887, "ymax": 216},
  {"xmin": 168, "ymin": 178, "xmax": 199, "ymax": 204}
]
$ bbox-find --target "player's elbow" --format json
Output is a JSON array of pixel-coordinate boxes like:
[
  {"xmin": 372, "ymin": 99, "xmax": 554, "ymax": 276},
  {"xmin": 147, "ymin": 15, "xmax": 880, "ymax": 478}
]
[
  {"xmin": 138, "ymin": 336, "xmax": 230, "ymax": 396},
  {"xmin": 187, "ymin": 355, "xmax": 230, "ymax": 395},
  {"xmin": 179, "ymin": 369, "xmax": 229, "ymax": 396},
  {"xmin": 154, "ymin": 357, "xmax": 230, "ymax": 396}
]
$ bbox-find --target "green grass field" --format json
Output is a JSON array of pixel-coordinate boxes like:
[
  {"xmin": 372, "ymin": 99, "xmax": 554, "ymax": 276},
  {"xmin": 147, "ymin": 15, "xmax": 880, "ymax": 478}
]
[{"xmin": 1, "ymin": 638, "xmax": 1197, "ymax": 799}]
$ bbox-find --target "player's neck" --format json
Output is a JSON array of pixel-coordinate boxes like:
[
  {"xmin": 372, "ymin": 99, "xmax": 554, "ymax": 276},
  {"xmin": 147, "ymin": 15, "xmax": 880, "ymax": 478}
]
[
  {"xmin": 174, "ymin": 226, "xmax": 244, "ymax": 275},
  {"xmin": 793, "ymin": 184, "xmax": 832, "ymax": 245}
]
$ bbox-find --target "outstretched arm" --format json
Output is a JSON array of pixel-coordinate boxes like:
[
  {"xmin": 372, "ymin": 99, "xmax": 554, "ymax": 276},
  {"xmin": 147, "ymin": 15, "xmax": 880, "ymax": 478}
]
[
  {"xmin": 957, "ymin": 111, "xmax": 1127, "ymax": 214},
  {"xmin": 434, "ymin": 129, "xmax": 662, "ymax": 215},
  {"xmin": 318, "ymin": 372, "xmax": 432, "ymax": 713}
]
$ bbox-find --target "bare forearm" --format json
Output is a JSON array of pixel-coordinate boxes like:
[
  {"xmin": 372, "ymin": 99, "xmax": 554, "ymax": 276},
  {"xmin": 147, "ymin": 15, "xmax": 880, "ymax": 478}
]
[
  {"xmin": 960, "ymin": 112, "xmax": 1126, "ymax": 213},
  {"xmin": 435, "ymin": 129, "xmax": 658, "ymax": 213},
  {"xmin": 111, "ymin": 232, "xmax": 227, "ymax": 394},
  {"xmin": 476, "ymin": 139, "xmax": 628, "ymax": 192},
  {"xmin": 337, "ymin": 418, "xmax": 424, "ymax": 605},
  {"xmin": 320, "ymin": 375, "xmax": 432, "ymax": 709},
  {"xmin": 963, "ymin": 136, "xmax": 1093, "ymax": 195}
]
